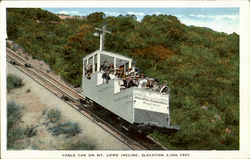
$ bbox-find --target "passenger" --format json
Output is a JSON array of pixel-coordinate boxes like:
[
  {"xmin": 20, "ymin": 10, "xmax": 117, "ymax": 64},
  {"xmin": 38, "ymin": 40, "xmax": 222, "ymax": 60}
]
[
  {"xmin": 102, "ymin": 70, "xmax": 110, "ymax": 83},
  {"xmin": 123, "ymin": 76, "xmax": 130, "ymax": 88},
  {"xmin": 109, "ymin": 70, "xmax": 116, "ymax": 79},
  {"xmin": 159, "ymin": 80, "xmax": 170, "ymax": 93},
  {"xmin": 100, "ymin": 61, "xmax": 109, "ymax": 72},
  {"xmin": 117, "ymin": 67, "xmax": 126, "ymax": 79},
  {"xmin": 119, "ymin": 79, "xmax": 125, "ymax": 91},
  {"xmin": 109, "ymin": 63, "xmax": 114, "ymax": 72},
  {"xmin": 141, "ymin": 81, "xmax": 147, "ymax": 88},
  {"xmin": 131, "ymin": 75, "xmax": 137, "ymax": 86},
  {"xmin": 86, "ymin": 64, "xmax": 92, "ymax": 80},
  {"xmin": 138, "ymin": 74, "xmax": 148, "ymax": 88},
  {"xmin": 86, "ymin": 64, "xmax": 92, "ymax": 74},
  {"xmin": 147, "ymin": 78, "xmax": 154, "ymax": 89},
  {"xmin": 126, "ymin": 68, "xmax": 131, "ymax": 76},
  {"xmin": 152, "ymin": 79, "xmax": 159, "ymax": 91},
  {"xmin": 129, "ymin": 62, "xmax": 139, "ymax": 76},
  {"xmin": 145, "ymin": 79, "xmax": 150, "ymax": 88},
  {"xmin": 116, "ymin": 67, "xmax": 122, "ymax": 78},
  {"xmin": 134, "ymin": 75, "xmax": 140, "ymax": 86},
  {"xmin": 123, "ymin": 76, "xmax": 137, "ymax": 88}
]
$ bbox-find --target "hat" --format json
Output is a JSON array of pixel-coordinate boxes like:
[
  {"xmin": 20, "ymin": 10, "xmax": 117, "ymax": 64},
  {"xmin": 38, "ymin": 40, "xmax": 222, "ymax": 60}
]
[{"xmin": 164, "ymin": 80, "xmax": 168, "ymax": 83}]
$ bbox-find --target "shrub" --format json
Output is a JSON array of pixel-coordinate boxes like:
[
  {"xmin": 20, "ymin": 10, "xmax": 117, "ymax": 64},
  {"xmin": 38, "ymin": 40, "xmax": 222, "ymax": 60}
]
[
  {"xmin": 7, "ymin": 127, "xmax": 24, "ymax": 149},
  {"xmin": 7, "ymin": 102, "xmax": 22, "ymax": 129},
  {"xmin": 7, "ymin": 102, "xmax": 38, "ymax": 149},
  {"xmin": 23, "ymin": 126, "xmax": 37, "ymax": 137},
  {"xmin": 46, "ymin": 109, "xmax": 61, "ymax": 123},
  {"xmin": 7, "ymin": 102, "xmax": 24, "ymax": 149},
  {"xmin": 48, "ymin": 121, "xmax": 81, "ymax": 137},
  {"xmin": 7, "ymin": 74, "xmax": 23, "ymax": 92}
]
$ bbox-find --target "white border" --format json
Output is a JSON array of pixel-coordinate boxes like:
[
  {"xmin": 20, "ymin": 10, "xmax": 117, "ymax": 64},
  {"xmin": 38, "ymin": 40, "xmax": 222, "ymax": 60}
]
[{"xmin": 1, "ymin": 1, "xmax": 249, "ymax": 159}]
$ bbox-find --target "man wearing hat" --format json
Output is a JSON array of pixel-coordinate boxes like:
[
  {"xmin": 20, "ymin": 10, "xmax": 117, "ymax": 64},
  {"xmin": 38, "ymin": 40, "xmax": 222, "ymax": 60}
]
[
  {"xmin": 123, "ymin": 76, "xmax": 137, "ymax": 88},
  {"xmin": 100, "ymin": 61, "xmax": 109, "ymax": 72},
  {"xmin": 147, "ymin": 78, "xmax": 154, "ymax": 89}
]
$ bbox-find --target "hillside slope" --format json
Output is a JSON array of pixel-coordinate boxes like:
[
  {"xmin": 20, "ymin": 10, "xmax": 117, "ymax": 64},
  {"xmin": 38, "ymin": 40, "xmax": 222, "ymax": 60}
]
[{"xmin": 7, "ymin": 8, "xmax": 239, "ymax": 150}]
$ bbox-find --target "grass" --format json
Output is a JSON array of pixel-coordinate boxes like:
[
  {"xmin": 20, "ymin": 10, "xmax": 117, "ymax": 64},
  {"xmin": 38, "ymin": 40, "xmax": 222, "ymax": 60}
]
[
  {"xmin": 7, "ymin": 74, "xmax": 23, "ymax": 92},
  {"xmin": 7, "ymin": 102, "xmax": 37, "ymax": 149},
  {"xmin": 68, "ymin": 140, "xmax": 96, "ymax": 150},
  {"xmin": 48, "ymin": 121, "xmax": 81, "ymax": 137},
  {"xmin": 44, "ymin": 109, "xmax": 97, "ymax": 149},
  {"xmin": 7, "ymin": 127, "xmax": 25, "ymax": 149},
  {"xmin": 45, "ymin": 109, "xmax": 81, "ymax": 137},
  {"xmin": 46, "ymin": 109, "xmax": 61, "ymax": 123},
  {"xmin": 7, "ymin": 102, "xmax": 22, "ymax": 130},
  {"xmin": 23, "ymin": 126, "xmax": 37, "ymax": 137}
]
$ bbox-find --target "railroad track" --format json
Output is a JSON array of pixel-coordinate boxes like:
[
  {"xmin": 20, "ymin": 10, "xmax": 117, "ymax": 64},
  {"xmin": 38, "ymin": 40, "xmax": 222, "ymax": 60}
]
[{"xmin": 6, "ymin": 48, "xmax": 166, "ymax": 150}]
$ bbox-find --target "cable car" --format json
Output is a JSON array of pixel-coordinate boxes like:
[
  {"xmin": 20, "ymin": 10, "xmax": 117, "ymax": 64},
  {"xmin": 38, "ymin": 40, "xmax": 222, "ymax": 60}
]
[{"xmin": 81, "ymin": 50, "xmax": 179, "ymax": 133}]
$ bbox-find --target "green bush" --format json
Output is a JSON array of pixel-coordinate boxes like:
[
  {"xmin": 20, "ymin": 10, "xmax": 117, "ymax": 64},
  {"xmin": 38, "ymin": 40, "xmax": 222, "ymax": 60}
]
[
  {"xmin": 7, "ymin": 102, "xmax": 38, "ymax": 149},
  {"xmin": 46, "ymin": 109, "xmax": 61, "ymax": 123},
  {"xmin": 45, "ymin": 109, "xmax": 81, "ymax": 137},
  {"xmin": 48, "ymin": 121, "xmax": 81, "ymax": 137},
  {"xmin": 7, "ymin": 102, "xmax": 24, "ymax": 149},
  {"xmin": 24, "ymin": 126, "xmax": 37, "ymax": 137},
  {"xmin": 7, "ymin": 102, "xmax": 22, "ymax": 130},
  {"xmin": 7, "ymin": 74, "xmax": 23, "ymax": 92},
  {"xmin": 7, "ymin": 127, "xmax": 24, "ymax": 149}
]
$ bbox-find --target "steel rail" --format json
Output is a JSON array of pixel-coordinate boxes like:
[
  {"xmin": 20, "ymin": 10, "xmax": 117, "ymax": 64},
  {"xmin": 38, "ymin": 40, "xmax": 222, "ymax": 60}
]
[{"xmin": 7, "ymin": 48, "xmax": 83, "ymax": 100}]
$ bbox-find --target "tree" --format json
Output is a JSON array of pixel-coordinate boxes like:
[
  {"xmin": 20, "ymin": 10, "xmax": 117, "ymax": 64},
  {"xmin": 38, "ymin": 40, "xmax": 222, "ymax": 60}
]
[{"xmin": 133, "ymin": 45, "xmax": 174, "ymax": 70}]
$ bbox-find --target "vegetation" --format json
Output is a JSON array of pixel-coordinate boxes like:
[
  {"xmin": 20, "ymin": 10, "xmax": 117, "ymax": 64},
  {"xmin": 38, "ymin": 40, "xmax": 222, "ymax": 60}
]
[
  {"xmin": 8, "ymin": 103, "xmax": 92, "ymax": 150},
  {"xmin": 46, "ymin": 109, "xmax": 61, "ymax": 123},
  {"xmin": 7, "ymin": 74, "xmax": 23, "ymax": 92},
  {"xmin": 45, "ymin": 109, "xmax": 81, "ymax": 137},
  {"xmin": 7, "ymin": 8, "xmax": 239, "ymax": 150},
  {"xmin": 48, "ymin": 121, "xmax": 81, "ymax": 137},
  {"xmin": 67, "ymin": 140, "xmax": 96, "ymax": 150},
  {"xmin": 7, "ymin": 102, "xmax": 37, "ymax": 149}
]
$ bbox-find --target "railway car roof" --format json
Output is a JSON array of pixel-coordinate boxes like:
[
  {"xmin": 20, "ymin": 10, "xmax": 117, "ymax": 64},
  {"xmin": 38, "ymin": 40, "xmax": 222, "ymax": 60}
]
[{"xmin": 83, "ymin": 50, "xmax": 133, "ymax": 66}]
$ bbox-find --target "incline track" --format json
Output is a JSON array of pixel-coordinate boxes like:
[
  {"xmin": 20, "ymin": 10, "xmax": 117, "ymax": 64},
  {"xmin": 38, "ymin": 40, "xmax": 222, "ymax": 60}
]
[{"xmin": 6, "ymin": 48, "xmax": 166, "ymax": 150}]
